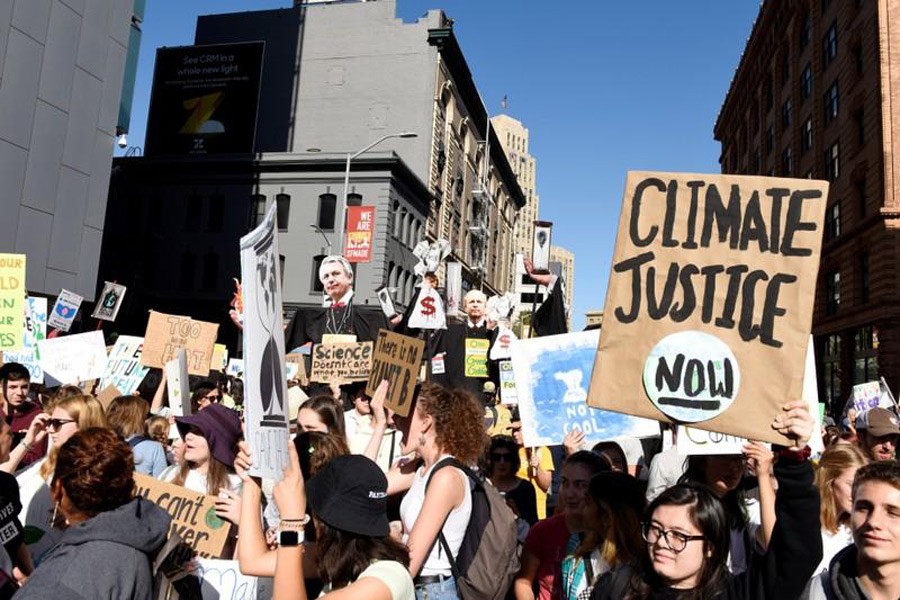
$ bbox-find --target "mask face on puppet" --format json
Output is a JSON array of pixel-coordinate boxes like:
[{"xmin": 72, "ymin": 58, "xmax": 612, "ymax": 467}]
[
  {"xmin": 465, "ymin": 295, "xmax": 485, "ymax": 321},
  {"xmin": 320, "ymin": 261, "xmax": 352, "ymax": 301}
]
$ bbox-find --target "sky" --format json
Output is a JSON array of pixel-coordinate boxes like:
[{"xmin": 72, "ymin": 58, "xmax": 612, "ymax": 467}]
[{"xmin": 124, "ymin": 0, "xmax": 762, "ymax": 329}]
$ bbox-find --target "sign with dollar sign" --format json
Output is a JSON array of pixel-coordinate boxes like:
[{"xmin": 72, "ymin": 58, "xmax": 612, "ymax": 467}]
[{"xmin": 408, "ymin": 284, "xmax": 446, "ymax": 330}]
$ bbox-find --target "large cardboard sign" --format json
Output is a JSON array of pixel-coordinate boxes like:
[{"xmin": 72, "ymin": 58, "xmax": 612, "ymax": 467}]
[
  {"xmin": 366, "ymin": 329, "xmax": 424, "ymax": 417},
  {"xmin": 676, "ymin": 427, "xmax": 751, "ymax": 455},
  {"xmin": 344, "ymin": 205, "xmax": 375, "ymax": 263},
  {"xmin": 240, "ymin": 203, "xmax": 291, "ymax": 480},
  {"xmin": 133, "ymin": 473, "xmax": 229, "ymax": 558},
  {"xmin": 141, "ymin": 311, "xmax": 219, "ymax": 375},
  {"xmin": 512, "ymin": 330, "xmax": 660, "ymax": 447},
  {"xmin": 310, "ymin": 342, "xmax": 373, "ymax": 383},
  {"xmin": 38, "ymin": 331, "xmax": 108, "ymax": 384},
  {"xmin": 100, "ymin": 335, "xmax": 149, "ymax": 395},
  {"xmin": 590, "ymin": 172, "xmax": 828, "ymax": 444},
  {"xmin": 4, "ymin": 297, "xmax": 47, "ymax": 383},
  {"xmin": 92, "ymin": 281, "xmax": 127, "ymax": 322},
  {"xmin": 48, "ymin": 289, "xmax": 83, "ymax": 332},
  {"xmin": 0, "ymin": 254, "xmax": 26, "ymax": 351}
]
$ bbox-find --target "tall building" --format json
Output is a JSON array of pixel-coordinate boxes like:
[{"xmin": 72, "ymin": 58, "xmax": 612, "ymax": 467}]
[
  {"xmin": 492, "ymin": 114, "xmax": 539, "ymax": 257},
  {"xmin": 715, "ymin": 0, "xmax": 897, "ymax": 413},
  {"xmin": 550, "ymin": 244, "xmax": 574, "ymax": 330},
  {"xmin": 0, "ymin": 1, "xmax": 140, "ymax": 302}
]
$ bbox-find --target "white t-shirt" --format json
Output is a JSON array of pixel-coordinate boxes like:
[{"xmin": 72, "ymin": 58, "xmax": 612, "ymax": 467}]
[
  {"xmin": 318, "ymin": 560, "xmax": 415, "ymax": 600},
  {"xmin": 817, "ymin": 524, "xmax": 853, "ymax": 573},
  {"xmin": 399, "ymin": 457, "xmax": 471, "ymax": 577},
  {"xmin": 159, "ymin": 465, "xmax": 242, "ymax": 496}
]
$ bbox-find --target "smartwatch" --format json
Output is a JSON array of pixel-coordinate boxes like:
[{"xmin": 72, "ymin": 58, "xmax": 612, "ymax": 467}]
[{"xmin": 278, "ymin": 529, "xmax": 305, "ymax": 547}]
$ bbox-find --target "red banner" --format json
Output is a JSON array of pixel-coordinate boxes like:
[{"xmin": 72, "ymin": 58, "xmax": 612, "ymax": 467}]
[{"xmin": 344, "ymin": 205, "xmax": 375, "ymax": 263}]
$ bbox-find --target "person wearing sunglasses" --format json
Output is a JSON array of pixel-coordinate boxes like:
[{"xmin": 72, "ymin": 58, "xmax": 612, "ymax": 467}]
[
  {"xmin": 487, "ymin": 435, "xmax": 538, "ymax": 526},
  {"xmin": 190, "ymin": 380, "xmax": 223, "ymax": 413},
  {"xmin": 14, "ymin": 394, "xmax": 109, "ymax": 566},
  {"xmin": 591, "ymin": 401, "xmax": 821, "ymax": 600}
]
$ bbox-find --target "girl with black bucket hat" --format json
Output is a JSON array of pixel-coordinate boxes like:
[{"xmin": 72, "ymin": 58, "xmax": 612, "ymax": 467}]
[{"xmin": 270, "ymin": 442, "xmax": 415, "ymax": 599}]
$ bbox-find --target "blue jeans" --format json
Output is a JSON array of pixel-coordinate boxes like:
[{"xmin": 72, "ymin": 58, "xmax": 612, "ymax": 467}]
[{"xmin": 414, "ymin": 574, "xmax": 458, "ymax": 600}]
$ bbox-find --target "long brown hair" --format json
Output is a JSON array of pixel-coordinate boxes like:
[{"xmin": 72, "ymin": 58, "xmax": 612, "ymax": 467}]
[
  {"xmin": 816, "ymin": 444, "xmax": 868, "ymax": 534},
  {"xmin": 171, "ymin": 455, "xmax": 233, "ymax": 497},
  {"xmin": 315, "ymin": 519, "xmax": 409, "ymax": 588}
]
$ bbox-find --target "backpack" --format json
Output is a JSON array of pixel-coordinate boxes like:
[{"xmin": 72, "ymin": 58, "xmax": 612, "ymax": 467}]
[{"xmin": 426, "ymin": 457, "xmax": 520, "ymax": 600}]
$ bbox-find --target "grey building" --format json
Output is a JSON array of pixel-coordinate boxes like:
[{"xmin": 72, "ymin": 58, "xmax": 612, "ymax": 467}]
[{"xmin": 0, "ymin": 0, "xmax": 141, "ymax": 301}]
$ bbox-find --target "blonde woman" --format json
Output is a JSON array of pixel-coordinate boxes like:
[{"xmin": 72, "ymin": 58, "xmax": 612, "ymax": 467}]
[{"xmin": 814, "ymin": 443, "xmax": 869, "ymax": 573}]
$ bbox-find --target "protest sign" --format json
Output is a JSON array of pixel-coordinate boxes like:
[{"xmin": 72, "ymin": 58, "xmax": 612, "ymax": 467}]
[
  {"xmin": 96, "ymin": 385, "xmax": 123, "ymax": 411},
  {"xmin": 91, "ymin": 281, "xmax": 126, "ymax": 321},
  {"xmin": 445, "ymin": 262, "xmax": 462, "ymax": 315},
  {"xmin": 4, "ymin": 297, "xmax": 47, "ymax": 383},
  {"xmin": 165, "ymin": 348, "xmax": 191, "ymax": 417},
  {"xmin": 344, "ymin": 205, "xmax": 375, "ymax": 263},
  {"xmin": 285, "ymin": 353, "xmax": 308, "ymax": 386},
  {"xmin": 100, "ymin": 335, "xmax": 149, "ymax": 395},
  {"xmin": 211, "ymin": 343, "xmax": 228, "ymax": 371},
  {"xmin": 240, "ymin": 203, "xmax": 291, "ymax": 480},
  {"xmin": 141, "ymin": 311, "xmax": 219, "ymax": 375},
  {"xmin": 226, "ymin": 358, "xmax": 244, "ymax": 377},
  {"xmin": 408, "ymin": 285, "xmax": 446, "ymax": 330},
  {"xmin": 512, "ymin": 330, "xmax": 660, "ymax": 448},
  {"xmin": 531, "ymin": 221, "xmax": 553, "ymax": 274},
  {"xmin": 850, "ymin": 382, "xmax": 882, "ymax": 413},
  {"xmin": 0, "ymin": 254, "xmax": 26, "ymax": 351},
  {"xmin": 590, "ymin": 172, "xmax": 829, "ymax": 444},
  {"xmin": 376, "ymin": 287, "xmax": 398, "ymax": 318},
  {"xmin": 48, "ymin": 289, "xmax": 83, "ymax": 332},
  {"xmin": 38, "ymin": 331, "xmax": 108, "ymax": 384},
  {"xmin": 133, "ymin": 473, "xmax": 229, "ymax": 558},
  {"xmin": 310, "ymin": 341, "xmax": 373, "ymax": 383},
  {"xmin": 464, "ymin": 338, "xmax": 490, "ymax": 378},
  {"xmin": 498, "ymin": 360, "xmax": 518, "ymax": 405},
  {"xmin": 490, "ymin": 323, "xmax": 517, "ymax": 361},
  {"xmin": 195, "ymin": 559, "xmax": 258, "ymax": 600},
  {"xmin": 366, "ymin": 329, "xmax": 424, "ymax": 417},
  {"xmin": 676, "ymin": 427, "xmax": 751, "ymax": 455}
]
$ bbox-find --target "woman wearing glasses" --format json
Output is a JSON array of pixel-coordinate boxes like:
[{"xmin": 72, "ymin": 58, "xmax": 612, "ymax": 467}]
[
  {"xmin": 487, "ymin": 435, "xmax": 538, "ymax": 526},
  {"xmin": 591, "ymin": 401, "xmax": 821, "ymax": 600},
  {"xmin": 15, "ymin": 394, "xmax": 110, "ymax": 565}
]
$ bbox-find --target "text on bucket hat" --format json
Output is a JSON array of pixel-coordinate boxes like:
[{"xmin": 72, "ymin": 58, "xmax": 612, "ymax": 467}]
[
  {"xmin": 306, "ymin": 454, "xmax": 390, "ymax": 537},
  {"xmin": 176, "ymin": 404, "xmax": 243, "ymax": 467},
  {"xmin": 856, "ymin": 407, "xmax": 900, "ymax": 437}
]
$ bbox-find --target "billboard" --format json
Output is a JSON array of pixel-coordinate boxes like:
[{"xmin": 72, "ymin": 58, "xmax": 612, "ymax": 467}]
[{"xmin": 145, "ymin": 42, "xmax": 265, "ymax": 156}]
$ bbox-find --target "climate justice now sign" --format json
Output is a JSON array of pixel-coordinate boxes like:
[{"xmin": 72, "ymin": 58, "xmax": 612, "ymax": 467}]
[{"xmin": 589, "ymin": 172, "xmax": 828, "ymax": 444}]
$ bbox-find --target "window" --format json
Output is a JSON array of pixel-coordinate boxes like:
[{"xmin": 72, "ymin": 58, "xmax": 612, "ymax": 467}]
[
  {"xmin": 859, "ymin": 252, "xmax": 870, "ymax": 304},
  {"xmin": 800, "ymin": 15, "xmax": 812, "ymax": 50},
  {"xmin": 857, "ymin": 177, "xmax": 868, "ymax": 217},
  {"xmin": 765, "ymin": 124, "xmax": 775, "ymax": 154},
  {"xmin": 824, "ymin": 142, "xmax": 840, "ymax": 181},
  {"xmin": 185, "ymin": 192, "xmax": 202, "ymax": 232},
  {"xmin": 250, "ymin": 194, "xmax": 266, "ymax": 228},
  {"xmin": 854, "ymin": 108, "xmax": 865, "ymax": 146},
  {"xmin": 311, "ymin": 255, "xmax": 326, "ymax": 293},
  {"xmin": 823, "ymin": 21, "xmax": 837, "ymax": 67},
  {"xmin": 782, "ymin": 146, "xmax": 793, "ymax": 176},
  {"xmin": 781, "ymin": 52, "xmax": 791, "ymax": 85},
  {"xmin": 765, "ymin": 74, "xmax": 774, "ymax": 110},
  {"xmin": 800, "ymin": 63, "xmax": 812, "ymax": 102},
  {"xmin": 346, "ymin": 193, "xmax": 363, "ymax": 207},
  {"xmin": 852, "ymin": 42, "xmax": 863, "ymax": 75},
  {"xmin": 826, "ymin": 271, "xmax": 841, "ymax": 315},
  {"xmin": 853, "ymin": 326, "xmax": 878, "ymax": 384},
  {"xmin": 801, "ymin": 118, "xmax": 813, "ymax": 154},
  {"xmin": 824, "ymin": 81, "xmax": 839, "ymax": 124},
  {"xmin": 825, "ymin": 202, "xmax": 841, "ymax": 241},
  {"xmin": 275, "ymin": 193, "xmax": 290, "ymax": 231},
  {"xmin": 317, "ymin": 193, "xmax": 337, "ymax": 231},
  {"xmin": 822, "ymin": 333, "xmax": 842, "ymax": 407},
  {"xmin": 279, "ymin": 255, "xmax": 286, "ymax": 286},
  {"xmin": 781, "ymin": 98, "xmax": 792, "ymax": 129}
]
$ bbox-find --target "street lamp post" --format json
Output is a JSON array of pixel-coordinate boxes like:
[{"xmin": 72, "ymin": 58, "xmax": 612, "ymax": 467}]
[
  {"xmin": 337, "ymin": 131, "xmax": 417, "ymax": 255},
  {"xmin": 310, "ymin": 224, "xmax": 332, "ymax": 255}
]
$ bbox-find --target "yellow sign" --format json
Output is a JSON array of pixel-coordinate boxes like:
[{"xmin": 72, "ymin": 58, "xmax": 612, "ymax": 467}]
[
  {"xmin": 464, "ymin": 338, "xmax": 490, "ymax": 378},
  {"xmin": 0, "ymin": 254, "xmax": 26, "ymax": 351}
]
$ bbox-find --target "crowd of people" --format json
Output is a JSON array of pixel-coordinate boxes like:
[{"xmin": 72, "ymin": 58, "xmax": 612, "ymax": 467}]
[{"xmin": 0, "ymin": 255, "xmax": 896, "ymax": 600}]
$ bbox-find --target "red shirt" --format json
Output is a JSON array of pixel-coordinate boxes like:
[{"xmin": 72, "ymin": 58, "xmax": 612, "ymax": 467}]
[
  {"xmin": 523, "ymin": 513, "xmax": 571, "ymax": 600},
  {"xmin": 5, "ymin": 401, "xmax": 46, "ymax": 469}
]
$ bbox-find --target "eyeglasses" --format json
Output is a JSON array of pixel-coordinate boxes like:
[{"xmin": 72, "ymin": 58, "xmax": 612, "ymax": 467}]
[
  {"xmin": 641, "ymin": 522, "xmax": 705, "ymax": 553},
  {"xmin": 47, "ymin": 418, "xmax": 76, "ymax": 431},
  {"xmin": 203, "ymin": 393, "xmax": 221, "ymax": 402},
  {"xmin": 490, "ymin": 452, "xmax": 513, "ymax": 462}
]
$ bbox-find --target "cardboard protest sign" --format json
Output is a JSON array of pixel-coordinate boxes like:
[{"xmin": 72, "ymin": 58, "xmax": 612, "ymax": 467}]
[
  {"xmin": 240, "ymin": 203, "xmax": 291, "ymax": 480},
  {"xmin": 408, "ymin": 285, "xmax": 446, "ymax": 330},
  {"xmin": 366, "ymin": 329, "xmax": 424, "ymax": 417},
  {"xmin": 140, "ymin": 311, "xmax": 219, "ymax": 375},
  {"xmin": 310, "ymin": 341, "xmax": 373, "ymax": 383},
  {"xmin": 48, "ymin": 289, "xmax": 83, "ymax": 332},
  {"xmin": 133, "ymin": 473, "xmax": 229, "ymax": 558},
  {"xmin": 0, "ymin": 254, "xmax": 26, "ymax": 351},
  {"xmin": 285, "ymin": 353, "xmax": 308, "ymax": 386},
  {"xmin": 38, "ymin": 330, "xmax": 108, "ymax": 384},
  {"xmin": 464, "ymin": 338, "xmax": 490, "ymax": 378},
  {"xmin": 96, "ymin": 385, "xmax": 123, "ymax": 411},
  {"xmin": 211, "ymin": 344, "xmax": 228, "ymax": 371},
  {"xmin": 513, "ymin": 330, "xmax": 660, "ymax": 448},
  {"xmin": 498, "ymin": 360, "xmax": 518, "ymax": 405},
  {"xmin": 195, "ymin": 559, "xmax": 258, "ymax": 599},
  {"xmin": 4, "ymin": 297, "xmax": 47, "ymax": 383},
  {"xmin": 344, "ymin": 205, "xmax": 375, "ymax": 263},
  {"xmin": 590, "ymin": 172, "xmax": 829, "ymax": 444},
  {"xmin": 676, "ymin": 426, "xmax": 750, "ymax": 455},
  {"xmin": 100, "ymin": 335, "xmax": 149, "ymax": 395},
  {"xmin": 165, "ymin": 348, "xmax": 191, "ymax": 416},
  {"xmin": 91, "ymin": 281, "xmax": 126, "ymax": 321}
]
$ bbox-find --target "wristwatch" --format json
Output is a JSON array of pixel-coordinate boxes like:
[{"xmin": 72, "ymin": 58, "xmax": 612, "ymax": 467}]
[{"xmin": 278, "ymin": 529, "xmax": 305, "ymax": 547}]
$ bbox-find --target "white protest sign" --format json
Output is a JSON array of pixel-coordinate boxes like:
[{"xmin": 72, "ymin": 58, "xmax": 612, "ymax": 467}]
[
  {"xmin": 801, "ymin": 335, "xmax": 824, "ymax": 456},
  {"xmin": 165, "ymin": 348, "xmax": 190, "ymax": 417},
  {"xmin": 38, "ymin": 330, "xmax": 108, "ymax": 384},
  {"xmin": 48, "ymin": 289, "xmax": 83, "ymax": 332},
  {"xmin": 100, "ymin": 335, "xmax": 149, "ymax": 395},
  {"xmin": 194, "ymin": 559, "xmax": 258, "ymax": 599},
  {"xmin": 240, "ymin": 203, "xmax": 291, "ymax": 479},
  {"xmin": 676, "ymin": 427, "xmax": 750, "ymax": 455},
  {"xmin": 91, "ymin": 281, "xmax": 127, "ymax": 322},
  {"xmin": 408, "ymin": 285, "xmax": 446, "ymax": 330},
  {"xmin": 226, "ymin": 359, "xmax": 244, "ymax": 377},
  {"xmin": 498, "ymin": 360, "xmax": 518, "ymax": 405},
  {"xmin": 4, "ymin": 297, "xmax": 47, "ymax": 383},
  {"xmin": 376, "ymin": 287, "xmax": 397, "ymax": 318}
]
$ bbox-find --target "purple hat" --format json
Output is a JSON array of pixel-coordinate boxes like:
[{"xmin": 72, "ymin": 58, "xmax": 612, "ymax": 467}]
[{"xmin": 176, "ymin": 404, "xmax": 242, "ymax": 467}]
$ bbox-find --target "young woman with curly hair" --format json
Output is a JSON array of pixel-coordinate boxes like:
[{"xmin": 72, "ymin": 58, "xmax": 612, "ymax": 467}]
[{"xmin": 381, "ymin": 381, "xmax": 486, "ymax": 600}]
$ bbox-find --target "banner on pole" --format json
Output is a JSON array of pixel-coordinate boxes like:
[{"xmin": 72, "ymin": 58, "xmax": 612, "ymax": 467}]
[{"xmin": 344, "ymin": 205, "xmax": 375, "ymax": 263}]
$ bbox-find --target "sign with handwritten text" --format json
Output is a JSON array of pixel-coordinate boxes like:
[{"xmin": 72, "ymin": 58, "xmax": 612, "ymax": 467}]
[{"xmin": 140, "ymin": 311, "xmax": 219, "ymax": 375}]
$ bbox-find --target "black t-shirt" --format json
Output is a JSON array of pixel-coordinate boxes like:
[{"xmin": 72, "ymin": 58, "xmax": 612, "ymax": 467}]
[{"xmin": 0, "ymin": 472, "xmax": 23, "ymax": 552}]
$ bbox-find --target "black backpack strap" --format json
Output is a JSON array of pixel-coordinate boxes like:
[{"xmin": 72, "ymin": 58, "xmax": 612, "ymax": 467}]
[{"xmin": 128, "ymin": 435, "xmax": 150, "ymax": 449}]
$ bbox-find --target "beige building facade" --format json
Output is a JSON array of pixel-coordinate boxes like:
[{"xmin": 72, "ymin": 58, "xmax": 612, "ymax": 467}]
[
  {"xmin": 491, "ymin": 114, "xmax": 539, "ymax": 258},
  {"xmin": 550, "ymin": 245, "xmax": 575, "ymax": 330}
]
